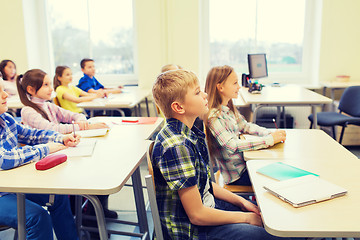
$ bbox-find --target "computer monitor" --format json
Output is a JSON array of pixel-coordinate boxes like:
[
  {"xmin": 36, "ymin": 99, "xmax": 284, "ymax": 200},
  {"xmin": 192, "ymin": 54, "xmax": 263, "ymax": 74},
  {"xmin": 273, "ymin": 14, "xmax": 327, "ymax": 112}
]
[{"xmin": 248, "ymin": 53, "xmax": 268, "ymax": 79}]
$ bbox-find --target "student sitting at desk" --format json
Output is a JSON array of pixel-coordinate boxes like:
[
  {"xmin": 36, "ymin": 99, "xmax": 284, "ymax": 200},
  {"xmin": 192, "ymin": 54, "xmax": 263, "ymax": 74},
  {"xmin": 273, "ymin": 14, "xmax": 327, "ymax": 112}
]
[
  {"xmin": 204, "ymin": 65, "xmax": 286, "ymax": 186},
  {"xmin": 54, "ymin": 65, "xmax": 104, "ymax": 113},
  {"xmin": 77, "ymin": 58, "xmax": 131, "ymax": 116},
  {"xmin": 0, "ymin": 77, "xmax": 80, "ymax": 240},
  {"xmin": 152, "ymin": 69, "xmax": 290, "ymax": 240},
  {"xmin": 17, "ymin": 69, "xmax": 107, "ymax": 134},
  {"xmin": 0, "ymin": 59, "xmax": 18, "ymax": 96}
]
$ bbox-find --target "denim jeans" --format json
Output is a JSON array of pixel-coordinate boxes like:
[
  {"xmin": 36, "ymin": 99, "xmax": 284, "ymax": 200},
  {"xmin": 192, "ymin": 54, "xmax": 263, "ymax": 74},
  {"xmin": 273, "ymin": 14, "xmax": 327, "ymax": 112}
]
[
  {"xmin": 203, "ymin": 199, "xmax": 299, "ymax": 240},
  {"xmin": 0, "ymin": 193, "xmax": 79, "ymax": 240}
]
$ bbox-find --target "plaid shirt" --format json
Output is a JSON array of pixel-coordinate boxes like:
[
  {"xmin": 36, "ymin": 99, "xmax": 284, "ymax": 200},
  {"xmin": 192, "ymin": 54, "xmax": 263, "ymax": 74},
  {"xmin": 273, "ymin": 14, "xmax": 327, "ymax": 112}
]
[
  {"xmin": 207, "ymin": 106, "xmax": 274, "ymax": 184},
  {"xmin": 152, "ymin": 118, "xmax": 213, "ymax": 240},
  {"xmin": 0, "ymin": 113, "xmax": 63, "ymax": 195}
]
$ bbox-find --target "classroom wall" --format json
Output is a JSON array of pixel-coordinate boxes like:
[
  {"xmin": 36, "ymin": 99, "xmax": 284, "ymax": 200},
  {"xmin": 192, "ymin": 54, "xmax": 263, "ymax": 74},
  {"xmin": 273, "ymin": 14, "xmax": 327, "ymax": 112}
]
[
  {"xmin": 318, "ymin": 0, "xmax": 360, "ymax": 83},
  {"xmin": 0, "ymin": 0, "xmax": 28, "ymax": 74},
  {"xmin": 1, "ymin": 0, "xmax": 360, "ymax": 87}
]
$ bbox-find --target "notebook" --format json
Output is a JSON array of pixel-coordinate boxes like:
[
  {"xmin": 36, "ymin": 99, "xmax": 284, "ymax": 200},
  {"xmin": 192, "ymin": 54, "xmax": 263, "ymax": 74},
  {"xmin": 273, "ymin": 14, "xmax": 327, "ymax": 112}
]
[
  {"xmin": 256, "ymin": 162, "xmax": 319, "ymax": 181},
  {"xmin": 263, "ymin": 174, "xmax": 347, "ymax": 207}
]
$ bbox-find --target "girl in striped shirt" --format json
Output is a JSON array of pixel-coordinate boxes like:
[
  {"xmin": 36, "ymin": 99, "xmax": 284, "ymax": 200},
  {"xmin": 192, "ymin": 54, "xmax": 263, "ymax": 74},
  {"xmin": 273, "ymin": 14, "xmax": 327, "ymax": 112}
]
[{"xmin": 17, "ymin": 69, "xmax": 107, "ymax": 134}]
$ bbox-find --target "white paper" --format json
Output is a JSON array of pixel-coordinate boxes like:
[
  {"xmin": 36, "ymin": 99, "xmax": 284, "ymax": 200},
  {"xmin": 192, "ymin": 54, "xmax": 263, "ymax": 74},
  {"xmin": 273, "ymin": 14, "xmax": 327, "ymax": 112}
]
[
  {"xmin": 57, "ymin": 138, "xmax": 97, "ymax": 157},
  {"xmin": 76, "ymin": 128, "xmax": 109, "ymax": 138}
]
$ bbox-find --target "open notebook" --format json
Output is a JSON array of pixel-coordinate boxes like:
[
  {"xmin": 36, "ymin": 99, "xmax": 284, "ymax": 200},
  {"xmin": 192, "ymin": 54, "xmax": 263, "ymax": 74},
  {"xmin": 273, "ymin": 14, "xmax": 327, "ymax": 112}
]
[
  {"xmin": 263, "ymin": 175, "xmax": 347, "ymax": 207},
  {"xmin": 57, "ymin": 138, "xmax": 97, "ymax": 157}
]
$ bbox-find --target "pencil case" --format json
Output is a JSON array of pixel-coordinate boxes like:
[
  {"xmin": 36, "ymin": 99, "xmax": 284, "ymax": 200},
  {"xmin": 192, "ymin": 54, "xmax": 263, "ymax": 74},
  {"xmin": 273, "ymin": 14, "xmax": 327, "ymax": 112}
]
[{"xmin": 35, "ymin": 154, "xmax": 67, "ymax": 170}]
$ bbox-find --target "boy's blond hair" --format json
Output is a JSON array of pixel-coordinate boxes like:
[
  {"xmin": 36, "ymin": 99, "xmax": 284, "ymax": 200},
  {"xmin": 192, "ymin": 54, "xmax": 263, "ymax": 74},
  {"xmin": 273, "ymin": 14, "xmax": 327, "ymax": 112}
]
[
  {"xmin": 153, "ymin": 69, "xmax": 198, "ymax": 119},
  {"xmin": 161, "ymin": 64, "xmax": 183, "ymax": 73}
]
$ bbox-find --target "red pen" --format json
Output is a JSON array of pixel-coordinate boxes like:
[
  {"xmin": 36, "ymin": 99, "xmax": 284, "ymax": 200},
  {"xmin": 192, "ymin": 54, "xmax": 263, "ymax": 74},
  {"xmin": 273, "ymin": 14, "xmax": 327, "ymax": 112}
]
[{"xmin": 272, "ymin": 118, "xmax": 279, "ymax": 129}]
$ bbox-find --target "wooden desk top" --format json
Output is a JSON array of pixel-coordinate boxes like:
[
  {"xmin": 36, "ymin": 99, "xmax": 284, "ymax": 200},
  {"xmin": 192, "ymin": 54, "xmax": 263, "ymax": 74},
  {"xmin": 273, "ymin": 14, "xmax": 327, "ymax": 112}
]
[
  {"xmin": 78, "ymin": 86, "xmax": 151, "ymax": 109},
  {"xmin": 247, "ymin": 159, "xmax": 360, "ymax": 238},
  {"xmin": 0, "ymin": 117, "xmax": 162, "ymax": 195},
  {"xmin": 239, "ymin": 85, "xmax": 331, "ymax": 105},
  {"xmin": 243, "ymin": 129, "xmax": 358, "ymax": 161}
]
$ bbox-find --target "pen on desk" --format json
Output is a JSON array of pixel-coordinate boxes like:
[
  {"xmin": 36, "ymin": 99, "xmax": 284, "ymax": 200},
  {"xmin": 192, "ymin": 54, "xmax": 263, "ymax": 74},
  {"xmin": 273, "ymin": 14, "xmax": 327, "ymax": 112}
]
[
  {"xmin": 72, "ymin": 120, "xmax": 76, "ymax": 137},
  {"xmin": 272, "ymin": 118, "xmax": 279, "ymax": 129}
]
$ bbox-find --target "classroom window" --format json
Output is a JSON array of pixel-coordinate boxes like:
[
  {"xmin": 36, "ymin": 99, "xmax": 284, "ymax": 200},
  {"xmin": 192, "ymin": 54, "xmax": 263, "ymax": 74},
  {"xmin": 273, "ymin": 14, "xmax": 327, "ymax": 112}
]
[
  {"xmin": 46, "ymin": 0, "xmax": 135, "ymax": 80},
  {"xmin": 209, "ymin": 0, "xmax": 315, "ymax": 83}
]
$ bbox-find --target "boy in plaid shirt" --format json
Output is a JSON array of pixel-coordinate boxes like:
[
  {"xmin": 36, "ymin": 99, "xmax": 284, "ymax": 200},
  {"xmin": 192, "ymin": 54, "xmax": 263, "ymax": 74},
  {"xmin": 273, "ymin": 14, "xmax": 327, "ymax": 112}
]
[{"xmin": 152, "ymin": 70, "xmax": 291, "ymax": 240}]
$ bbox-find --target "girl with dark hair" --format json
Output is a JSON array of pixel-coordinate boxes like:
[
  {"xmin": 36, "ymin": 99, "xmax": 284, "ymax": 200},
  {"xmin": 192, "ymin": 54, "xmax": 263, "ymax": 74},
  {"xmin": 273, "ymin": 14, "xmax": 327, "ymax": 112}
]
[
  {"xmin": 54, "ymin": 66, "xmax": 104, "ymax": 113},
  {"xmin": 17, "ymin": 69, "xmax": 107, "ymax": 133},
  {"xmin": 0, "ymin": 59, "xmax": 17, "ymax": 95}
]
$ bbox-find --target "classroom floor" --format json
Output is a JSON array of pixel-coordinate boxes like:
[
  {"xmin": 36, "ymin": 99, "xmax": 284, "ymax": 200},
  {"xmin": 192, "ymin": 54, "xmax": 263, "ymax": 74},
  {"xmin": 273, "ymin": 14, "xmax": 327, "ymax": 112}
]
[{"xmin": 1, "ymin": 103, "xmax": 360, "ymax": 240}]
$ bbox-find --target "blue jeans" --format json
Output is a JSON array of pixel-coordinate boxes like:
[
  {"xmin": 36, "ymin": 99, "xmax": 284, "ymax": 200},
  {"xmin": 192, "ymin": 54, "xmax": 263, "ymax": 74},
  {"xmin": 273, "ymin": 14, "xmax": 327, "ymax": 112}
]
[
  {"xmin": 0, "ymin": 194, "xmax": 79, "ymax": 240},
  {"xmin": 203, "ymin": 199, "xmax": 298, "ymax": 240}
]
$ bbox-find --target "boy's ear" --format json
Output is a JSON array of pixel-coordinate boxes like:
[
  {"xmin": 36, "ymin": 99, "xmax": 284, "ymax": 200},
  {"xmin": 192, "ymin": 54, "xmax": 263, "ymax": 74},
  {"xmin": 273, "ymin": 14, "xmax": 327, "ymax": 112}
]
[
  {"xmin": 216, "ymin": 83, "xmax": 223, "ymax": 92},
  {"xmin": 171, "ymin": 101, "xmax": 185, "ymax": 115},
  {"xmin": 26, "ymin": 86, "xmax": 36, "ymax": 96},
  {"xmin": 81, "ymin": 68, "xmax": 85, "ymax": 73}
]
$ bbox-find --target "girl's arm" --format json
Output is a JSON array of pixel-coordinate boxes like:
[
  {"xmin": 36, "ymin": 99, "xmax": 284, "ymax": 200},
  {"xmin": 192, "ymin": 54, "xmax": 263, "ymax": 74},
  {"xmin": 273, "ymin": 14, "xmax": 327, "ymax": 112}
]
[
  {"xmin": 21, "ymin": 106, "xmax": 82, "ymax": 134},
  {"xmin": 62, "ymin": 91, "xmax": 103, "ymax": 103},
  {"xmin": 208, "ymin": 117, "xmax": 274, "ymax": 154},
  {"xmin": 53, "ymin": 103, "xmax": 87, "ymax": 123},
  {"xmin": 237, "ymin": 115, "xmax": 271, "ymax": 136},
  {"xmin": 178, "ymin": 185, "xmax": 262, "ymax": 226}
]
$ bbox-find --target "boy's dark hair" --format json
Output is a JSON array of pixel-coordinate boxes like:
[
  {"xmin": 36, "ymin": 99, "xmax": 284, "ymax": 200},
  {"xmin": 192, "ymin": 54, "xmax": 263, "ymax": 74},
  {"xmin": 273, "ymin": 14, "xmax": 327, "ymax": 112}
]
[{"xmin": 80, "ymin": 58, "xmax": 94, "ymax": 69}]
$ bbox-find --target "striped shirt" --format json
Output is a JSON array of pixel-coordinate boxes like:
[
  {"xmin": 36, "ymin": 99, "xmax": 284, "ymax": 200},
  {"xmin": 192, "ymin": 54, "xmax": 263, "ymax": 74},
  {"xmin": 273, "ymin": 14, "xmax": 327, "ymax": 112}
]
[
  {"xmin": 152, "ymin": 118, "xmax": 214, "ymax": 240},
  {"xmin": 207, "ymin": 105, "xmax": 274, "ymax": 184},
  {"xmin": 0, "ymin": 113, "xmax": 63, "ymax": 195},
  {"xmin": 21, "ymin": 97, "xmax": 87, "ymax": 134}
]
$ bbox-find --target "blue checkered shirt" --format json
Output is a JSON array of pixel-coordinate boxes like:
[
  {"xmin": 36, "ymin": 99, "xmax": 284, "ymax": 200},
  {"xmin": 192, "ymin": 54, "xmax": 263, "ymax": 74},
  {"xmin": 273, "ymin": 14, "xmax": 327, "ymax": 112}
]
[{"xmin": 152, "ymin": 118, "xmax": 213, "ymax": 240}]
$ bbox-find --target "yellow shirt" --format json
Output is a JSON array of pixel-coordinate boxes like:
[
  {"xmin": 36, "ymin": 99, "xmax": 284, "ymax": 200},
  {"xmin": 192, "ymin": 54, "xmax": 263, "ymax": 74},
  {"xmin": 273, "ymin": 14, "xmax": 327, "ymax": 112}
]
[{"xmin": 56, "ymin": 85, "xmax": 83, "ymax": 113}]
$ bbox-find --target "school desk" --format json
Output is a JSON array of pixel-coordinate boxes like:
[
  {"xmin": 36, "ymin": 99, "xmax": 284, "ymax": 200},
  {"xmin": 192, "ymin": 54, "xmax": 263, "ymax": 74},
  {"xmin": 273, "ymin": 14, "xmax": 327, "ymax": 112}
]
[
  {"xmin": 243, "ymin": 129, "xmax": 357, "ymax": 161},
  {"xmin": 238, "ymin": 85, "xmax": 332, "ymax": 128},
  {"xmin": 77, "ymin": 86, "xmax": 153, "ymax": 117},
  {"xmin": 1, "ymin": 117, "xmax": 163, "ymax": 240},
  {"xmin": 247, "ymin": 157, "xmax": 360, "ymax": 238}
]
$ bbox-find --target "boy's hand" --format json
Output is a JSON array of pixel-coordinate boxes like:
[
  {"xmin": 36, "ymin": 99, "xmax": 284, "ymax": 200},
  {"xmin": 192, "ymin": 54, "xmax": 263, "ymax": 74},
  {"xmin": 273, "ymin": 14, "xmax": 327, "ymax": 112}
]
[
  {"xmin": 271, "ymin": 130, "xmax": 286, "ymax": 144},
  {"xmin": 75, "ymin": 121, "xmax": 89, "ymax": 130},
  {"xmin": 244, "ymin": 212, "xmax": 263, "ymax": 227},
  {"xmin": 63, "ymin": 134, "xmax": 81, "ymax": 147},
  {"xmin": 95, "ymin": 91, "xmax": 105, "ymax": 98},
  {"xmin": 88, "ymin": 122, "xmax": 109, "ymax": 130},
  {"xmin": 239, "ymin": 199, "xmax": 260, "ymax": 216},
  {"xmin": 47, "ymin": 142, "xmax": 67, "ymax": 154}
]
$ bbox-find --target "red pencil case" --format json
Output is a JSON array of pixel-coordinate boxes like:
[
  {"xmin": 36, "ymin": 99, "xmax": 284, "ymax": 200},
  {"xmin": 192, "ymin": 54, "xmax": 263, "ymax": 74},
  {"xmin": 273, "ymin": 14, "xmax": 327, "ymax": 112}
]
[{"xmin": 35, "ymin": 154, "xmax": 67, "ymax": 170}]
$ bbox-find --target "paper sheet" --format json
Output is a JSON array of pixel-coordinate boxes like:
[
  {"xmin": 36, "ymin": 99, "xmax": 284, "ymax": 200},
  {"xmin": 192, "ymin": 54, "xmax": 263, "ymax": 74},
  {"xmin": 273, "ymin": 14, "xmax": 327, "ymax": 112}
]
[
  {"xmin": 57, "ymin": 138, "xmax": 97, "ymax": 157},
  {"xmin": 76, "ymin": 128, "xmax": 109, "ymax": 138}
]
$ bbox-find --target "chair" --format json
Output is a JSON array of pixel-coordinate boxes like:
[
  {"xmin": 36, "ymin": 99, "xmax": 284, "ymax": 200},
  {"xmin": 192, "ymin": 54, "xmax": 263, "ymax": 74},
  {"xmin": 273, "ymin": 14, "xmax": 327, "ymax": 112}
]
[
  {"xmin": 214, "ymin": 168, "xmax": 254, "ymax": 196},
  {"xmin": 308, "ymin": 86, "xmax": 360, "ymax": 144},
  {"xmin": 145, "ymin": 141, "xmax": 164, "ymax": 240},
  {"xmin": 0, "ymin": 225, "xmax": 17, "ymax": 240},
  {"xmin": 53, "ymin": 97, "xmax": 61, "ymax": 107}
]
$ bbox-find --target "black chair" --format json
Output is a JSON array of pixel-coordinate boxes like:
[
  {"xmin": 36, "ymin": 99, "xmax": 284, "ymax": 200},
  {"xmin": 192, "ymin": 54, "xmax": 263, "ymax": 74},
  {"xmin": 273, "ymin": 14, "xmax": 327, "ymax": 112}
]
[{"xmin": 308, "ymin": 86, "xmax": 360, "ymax": 144}]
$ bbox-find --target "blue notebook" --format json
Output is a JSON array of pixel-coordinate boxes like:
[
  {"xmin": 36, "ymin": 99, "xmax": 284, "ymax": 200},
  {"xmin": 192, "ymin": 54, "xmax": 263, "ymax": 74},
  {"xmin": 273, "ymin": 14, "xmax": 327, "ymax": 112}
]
[{"xmin": 256, "ymin": 162, "xmax": 319, "ymax": 181}]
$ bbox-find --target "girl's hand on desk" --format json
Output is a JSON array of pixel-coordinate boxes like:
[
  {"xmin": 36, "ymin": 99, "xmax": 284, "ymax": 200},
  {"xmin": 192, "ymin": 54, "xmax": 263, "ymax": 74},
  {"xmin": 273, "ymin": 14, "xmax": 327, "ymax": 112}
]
[
  {"xmin": 75, "ymin": 121, "xmax": 89, "ymax": 130},
  {"xmin": 48, "ymin": 142, "xmax": 67, "ymax": 153},
  {"xmin": 63, "ymin": 134, "xmax": 81, "ymax": 147},
  {"xmin": 88, "ymin": 122, "xmax": 109, "ymax": 130},
  {"xmin": 271, "ymin": 130, "xmax": 286, "ymax": 144}
]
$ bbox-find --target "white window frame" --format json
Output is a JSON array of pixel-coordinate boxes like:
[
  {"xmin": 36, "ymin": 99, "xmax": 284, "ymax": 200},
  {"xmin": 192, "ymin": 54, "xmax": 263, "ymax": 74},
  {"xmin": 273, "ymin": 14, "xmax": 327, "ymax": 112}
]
[
  {"xmin": 200, "ymin": 0, "xmax": 323, "ymax": 87},
  {"xmin": 23, "ymin": 0, "xmax": 138, "ymax": 86}
]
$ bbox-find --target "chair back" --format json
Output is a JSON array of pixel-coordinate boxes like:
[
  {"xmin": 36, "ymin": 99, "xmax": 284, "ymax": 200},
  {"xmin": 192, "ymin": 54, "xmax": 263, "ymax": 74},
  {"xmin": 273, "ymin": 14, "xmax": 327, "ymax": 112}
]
[
  {"xmin": 339, "ymin": 86, "xmax": 360, "ymax": 117},
  {"xmin": 53, "ymin": 97, "xmax": 61, "ymax": 107},
  {"xmin": 145, "ymin": 141, "xmax": 164, "ymax": 240}
]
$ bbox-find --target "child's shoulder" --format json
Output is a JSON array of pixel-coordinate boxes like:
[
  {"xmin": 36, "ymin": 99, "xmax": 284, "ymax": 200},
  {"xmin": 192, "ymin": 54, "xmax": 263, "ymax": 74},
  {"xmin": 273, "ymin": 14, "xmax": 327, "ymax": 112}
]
[{"xmin": 208, "ymin": 107, "xmax": 222, "ymax": 119}]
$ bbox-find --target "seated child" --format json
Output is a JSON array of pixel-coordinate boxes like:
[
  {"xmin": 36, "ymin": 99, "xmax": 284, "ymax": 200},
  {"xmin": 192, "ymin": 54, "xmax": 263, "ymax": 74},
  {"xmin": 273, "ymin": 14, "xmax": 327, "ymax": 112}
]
[
  {"xmin": 151, "ymin": 69, "xmax": 290, "ymax": 239},
  {"xmin": 77, "ymin": 58, "xmax": 131, "ymax": 116},
  {"xmin": 54, "ymin": 66, "xmax": 104, "ymax": 113},
  {"xmin": 205, "ymin": 65, "xmax": 286, "ymax": 186},
  {"xmin": 0, "ymin": 59, "xmax": 18, "ymax": 96},
  {"xmin": 17, "ymin": 69, "xmax": 107, "ymax": 134},
  {"xmin": 0, "ymin": 76, "xmax": 80, "ymax": 240}
]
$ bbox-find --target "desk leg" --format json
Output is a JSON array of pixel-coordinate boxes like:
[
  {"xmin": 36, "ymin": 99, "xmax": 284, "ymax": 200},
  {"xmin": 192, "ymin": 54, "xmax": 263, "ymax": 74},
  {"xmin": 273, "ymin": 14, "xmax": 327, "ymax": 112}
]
[
  {"xmin": 145, "ymin": 97, "xmax": 150, "ymax": 117},
  {"xmin": 312, "ymin": 105, "xmax": 318, "ymax": 129},
  {"xmin": 132, "ymin": 167, "xmax": 150, "ymax": 240},
  {"xmin": 16, "ymin": 193, "xmax": 26, "ymax": 240},
  {"xmin": 83, "ymin": 195, "xmax": 108, "ymax": 240},
  {"xmin": 75, "ymin": 196, "xmax": 83, "ymax": 234},
  {"xmin": 331, "ymin": 89, "xmax": 336, "ymax": 112},
  {"xmin": 276, "ymin": 106, "xmax": 281, "ymax": 127}
]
